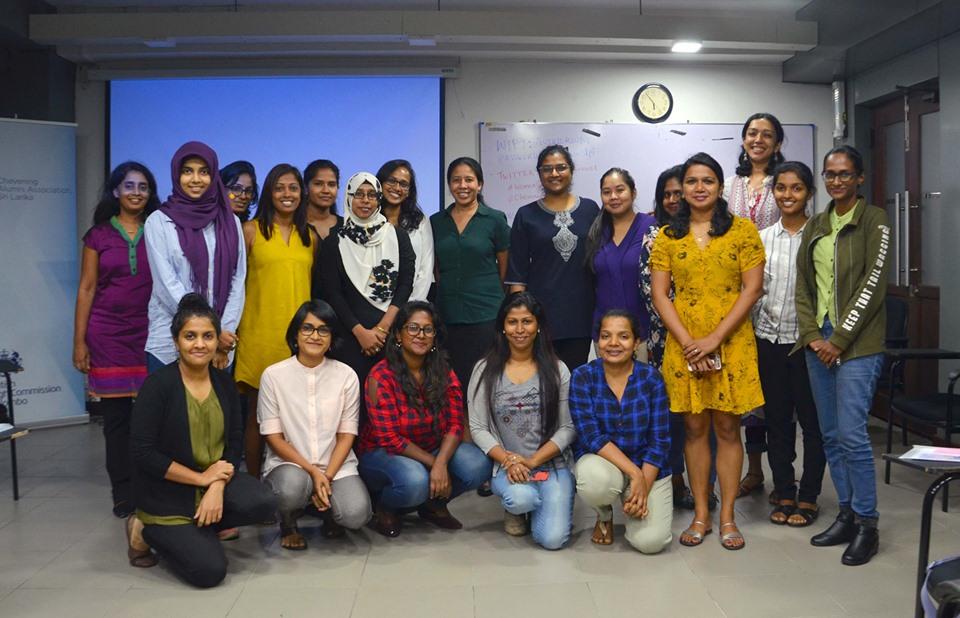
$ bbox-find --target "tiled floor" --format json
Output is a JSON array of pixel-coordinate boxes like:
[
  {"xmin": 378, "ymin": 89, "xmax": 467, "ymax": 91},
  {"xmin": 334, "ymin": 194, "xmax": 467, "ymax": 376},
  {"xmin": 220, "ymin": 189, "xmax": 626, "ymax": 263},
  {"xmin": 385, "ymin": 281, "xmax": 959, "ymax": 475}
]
[{"xmin": 0, "ymin": 419, "xmax": 955, "ymax": 617}]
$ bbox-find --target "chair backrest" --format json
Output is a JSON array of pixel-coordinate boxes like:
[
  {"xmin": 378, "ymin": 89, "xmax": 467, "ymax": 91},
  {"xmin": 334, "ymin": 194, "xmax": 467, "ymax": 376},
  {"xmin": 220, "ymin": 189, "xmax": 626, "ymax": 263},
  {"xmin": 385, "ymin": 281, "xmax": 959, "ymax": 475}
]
[{"xmin": 885, "ymin": 296, "xmax": 909, "ymax": 348}]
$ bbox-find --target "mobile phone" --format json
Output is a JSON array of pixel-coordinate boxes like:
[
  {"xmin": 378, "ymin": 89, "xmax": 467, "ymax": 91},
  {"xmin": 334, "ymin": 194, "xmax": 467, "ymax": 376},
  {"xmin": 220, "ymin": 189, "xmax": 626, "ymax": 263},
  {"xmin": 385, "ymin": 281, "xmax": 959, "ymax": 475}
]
[
  {"xmin": 687, "ymin": 353, "xmax": 722, "ymax": 371},
  {"xmin": 529, "ymin": 471, "xmax": 549, "ymax": 482}
]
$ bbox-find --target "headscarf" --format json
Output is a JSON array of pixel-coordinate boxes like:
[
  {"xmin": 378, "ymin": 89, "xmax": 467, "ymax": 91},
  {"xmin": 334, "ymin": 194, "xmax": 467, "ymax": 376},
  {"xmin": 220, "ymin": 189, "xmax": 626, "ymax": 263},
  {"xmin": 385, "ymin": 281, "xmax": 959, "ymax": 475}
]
[
  {"xmin": 160, "ymin": 141, "xmax": 240, "ymax": 317},
  {"xmin": 338, "ymin": 172, "xmax": 400, "ymax": 312}
]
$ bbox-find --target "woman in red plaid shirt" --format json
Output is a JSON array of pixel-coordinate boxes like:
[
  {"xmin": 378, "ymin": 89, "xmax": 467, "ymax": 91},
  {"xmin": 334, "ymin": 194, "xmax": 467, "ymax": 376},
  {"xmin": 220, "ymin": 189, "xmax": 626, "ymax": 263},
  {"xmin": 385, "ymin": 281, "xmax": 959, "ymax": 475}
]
[{"xmin": 357, "ymin": 301, "xmax": 490, "ymax": 537}]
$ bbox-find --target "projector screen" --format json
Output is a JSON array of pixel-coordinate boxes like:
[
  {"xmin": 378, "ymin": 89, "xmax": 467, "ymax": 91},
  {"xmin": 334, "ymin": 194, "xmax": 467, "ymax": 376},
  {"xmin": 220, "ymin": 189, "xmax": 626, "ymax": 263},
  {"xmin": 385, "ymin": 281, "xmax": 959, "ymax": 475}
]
[{"xmin": 110, "ymin": 76, "xmax": 443, "ymax": 217}]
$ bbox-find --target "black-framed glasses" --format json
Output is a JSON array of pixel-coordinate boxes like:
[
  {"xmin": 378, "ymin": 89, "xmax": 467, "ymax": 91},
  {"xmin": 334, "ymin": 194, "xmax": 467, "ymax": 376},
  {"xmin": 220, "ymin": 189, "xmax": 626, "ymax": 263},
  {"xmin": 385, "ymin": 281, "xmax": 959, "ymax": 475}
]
[
  {"xmin": 228, "ymin": 185, "xmax": 256, "ymax": 198},
  {"xmin": 403, "ymin": 323, "xmax": 436, "ymax": 338},
  {"xmin": 538, "ymin": 164, "xmax": 569, "ymax": 174},
  {"xmin": 299, "ymin": 324, "xmax": 332, "ymax": 337},
  {"xmin": 384, "ymin": 177, "xmax": 411, "ymax": 190},
  {"xmin": 821, "ymin": 171, "xmax": 857, "ymax": 183},
  {"xmin": 351, "ymin": 191, "xmax": 379, "ymax": 202}
]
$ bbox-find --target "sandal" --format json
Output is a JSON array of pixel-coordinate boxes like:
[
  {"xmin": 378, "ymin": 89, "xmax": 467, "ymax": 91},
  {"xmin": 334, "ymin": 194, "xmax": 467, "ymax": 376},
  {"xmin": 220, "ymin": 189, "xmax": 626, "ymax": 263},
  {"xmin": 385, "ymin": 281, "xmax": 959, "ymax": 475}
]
[
  {"xmin": 737, "ymin": 472, "xmax": 764, "ymax": 498},
  {"xmin": 787, "ymin": 502, "xmax": 820, "ymax": 527},
  {"xmin": 673, "ymin": 486, "xmax": 695, "ymax": 510},
  {"xmin": 768, "ymin": 488, "xmax": 780, "ymax": 505},
  {"xmin": 769, "ymin": 500, "xmax": 797, "ymax": 525},
  {"xmin": 679, "ymin": 520, "xmax": 713, "ymax": 547},
  {"xmin": 720, "ymin": 522, "xmax": 745, "ymax": 551},
  {"xmin": 280, "ymin": 524, "xmax": 307, "ymax": 551},
  {"xmin": 591, "ymin": 518, "xmax": 613, "ymax": 545},
  {"xmin": 126, "ymin": 513, "xmax": 157, "ymax": 568},
  {"xmin": 322, "ymin": 518, "xmax": 346, "ymax": 539}
]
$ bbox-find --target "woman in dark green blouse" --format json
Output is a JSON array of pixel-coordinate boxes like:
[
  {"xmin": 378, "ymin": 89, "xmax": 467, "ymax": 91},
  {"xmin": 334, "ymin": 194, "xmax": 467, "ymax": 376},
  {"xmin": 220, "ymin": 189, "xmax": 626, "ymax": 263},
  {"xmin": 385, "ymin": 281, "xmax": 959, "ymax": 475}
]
[
  {"xmin": 430, "ymin": 157, "xmax": 511, "ymax": 438},
  {"xmin": 127, "ymin": 293, "xmax": 275, "ymax": 587}
]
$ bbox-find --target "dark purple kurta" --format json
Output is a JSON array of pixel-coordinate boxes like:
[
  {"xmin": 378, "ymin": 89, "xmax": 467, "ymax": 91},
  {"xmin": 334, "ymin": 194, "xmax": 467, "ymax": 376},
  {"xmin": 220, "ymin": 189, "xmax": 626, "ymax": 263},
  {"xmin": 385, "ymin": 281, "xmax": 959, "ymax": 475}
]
[
  {"xmin": 83, "ymin": 221, "xmax": 152, "ymax": 396},
  {"xmin": 591, "ymin": 212, "xmax": 655, "ymax": 339}
]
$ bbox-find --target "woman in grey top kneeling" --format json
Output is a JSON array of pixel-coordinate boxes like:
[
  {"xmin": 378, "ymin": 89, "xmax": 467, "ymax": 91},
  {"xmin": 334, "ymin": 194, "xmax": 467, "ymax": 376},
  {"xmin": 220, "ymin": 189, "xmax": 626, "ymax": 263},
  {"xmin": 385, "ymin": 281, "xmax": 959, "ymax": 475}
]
[{"xmin": 469, "ymin": 292, "xmax": 576, "ymax": 549}]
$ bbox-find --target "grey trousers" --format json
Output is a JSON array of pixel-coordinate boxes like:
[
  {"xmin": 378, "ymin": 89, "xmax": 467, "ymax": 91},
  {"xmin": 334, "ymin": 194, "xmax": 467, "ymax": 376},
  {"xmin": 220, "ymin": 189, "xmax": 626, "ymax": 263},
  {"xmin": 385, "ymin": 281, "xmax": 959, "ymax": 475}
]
[
  {"xmin": 263, "ymin": 464, "xmax": 372, "ymax": 530},
  {"xmin": 575, "ymin": 454, "xmax": 673, "ymax": 554}
]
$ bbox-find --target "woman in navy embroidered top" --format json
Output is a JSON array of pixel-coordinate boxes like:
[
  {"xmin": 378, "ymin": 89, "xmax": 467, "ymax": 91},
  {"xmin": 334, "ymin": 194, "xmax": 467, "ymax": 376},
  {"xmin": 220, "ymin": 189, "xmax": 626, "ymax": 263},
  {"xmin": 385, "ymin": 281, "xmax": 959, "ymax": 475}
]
[{"xmin": 505, "ymin": 145, "xmax": 599, "ymax": 371}]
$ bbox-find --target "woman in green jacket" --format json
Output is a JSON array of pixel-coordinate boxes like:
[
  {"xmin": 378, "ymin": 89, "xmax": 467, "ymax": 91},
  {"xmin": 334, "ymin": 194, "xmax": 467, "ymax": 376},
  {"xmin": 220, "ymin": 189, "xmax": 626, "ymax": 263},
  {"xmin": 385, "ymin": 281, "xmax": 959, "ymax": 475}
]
[{"xmin": 794, "ymin": 145, "xmax": 890, "ymax": 567}]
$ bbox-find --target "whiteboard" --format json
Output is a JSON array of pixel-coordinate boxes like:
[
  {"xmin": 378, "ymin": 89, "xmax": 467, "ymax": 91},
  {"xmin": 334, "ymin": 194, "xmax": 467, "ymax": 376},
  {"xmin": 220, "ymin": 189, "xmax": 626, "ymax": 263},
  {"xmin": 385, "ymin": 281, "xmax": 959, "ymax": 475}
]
[{"xmin": 479, "ymin": 122, "xmax": 816, "ymax": 223}]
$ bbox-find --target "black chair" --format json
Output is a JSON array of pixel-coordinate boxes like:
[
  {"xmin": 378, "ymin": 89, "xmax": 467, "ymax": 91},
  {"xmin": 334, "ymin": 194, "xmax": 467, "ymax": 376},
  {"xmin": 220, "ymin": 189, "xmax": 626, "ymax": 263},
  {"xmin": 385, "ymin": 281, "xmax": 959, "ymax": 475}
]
[
  {"xmin": 0, "ymin": 357, "xmax": 27, "ymax": 500},
  {"xmin": 884, "ymin": 350, "xmax": 960, "ymax": 512}
]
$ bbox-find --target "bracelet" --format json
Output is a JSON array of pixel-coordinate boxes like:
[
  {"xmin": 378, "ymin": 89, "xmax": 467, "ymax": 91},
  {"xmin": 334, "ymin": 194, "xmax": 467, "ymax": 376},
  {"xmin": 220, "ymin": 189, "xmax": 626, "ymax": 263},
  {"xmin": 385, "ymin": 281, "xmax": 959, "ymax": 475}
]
[{"xmin": 375, "ymin": 325, "xmax": 388, "ymax": 334}]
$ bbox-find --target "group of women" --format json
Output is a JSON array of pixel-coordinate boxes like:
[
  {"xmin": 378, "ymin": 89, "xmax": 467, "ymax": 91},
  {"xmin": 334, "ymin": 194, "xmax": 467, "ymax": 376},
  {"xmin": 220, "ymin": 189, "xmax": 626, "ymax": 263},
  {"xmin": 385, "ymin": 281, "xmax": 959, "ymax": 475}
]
[{"xmin": 73, "ymin": 111, "xmax": 890, "ymax": 587}]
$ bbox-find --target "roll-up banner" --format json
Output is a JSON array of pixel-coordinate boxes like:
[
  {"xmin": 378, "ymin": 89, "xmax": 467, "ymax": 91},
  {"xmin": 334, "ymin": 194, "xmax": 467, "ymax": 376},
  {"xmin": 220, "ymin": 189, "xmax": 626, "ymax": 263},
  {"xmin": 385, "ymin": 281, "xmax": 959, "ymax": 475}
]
[{"xmin": 0, "ymin": 117, "xmax": 85, "ymax": 426}]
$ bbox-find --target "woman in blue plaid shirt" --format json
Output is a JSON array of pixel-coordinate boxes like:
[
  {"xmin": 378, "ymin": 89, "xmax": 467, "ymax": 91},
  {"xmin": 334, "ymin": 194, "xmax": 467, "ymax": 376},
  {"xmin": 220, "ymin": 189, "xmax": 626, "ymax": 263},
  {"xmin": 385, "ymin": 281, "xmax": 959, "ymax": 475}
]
[{"xmin": 570, "ymin": 310, "xmax": 673, "ymax": 552}]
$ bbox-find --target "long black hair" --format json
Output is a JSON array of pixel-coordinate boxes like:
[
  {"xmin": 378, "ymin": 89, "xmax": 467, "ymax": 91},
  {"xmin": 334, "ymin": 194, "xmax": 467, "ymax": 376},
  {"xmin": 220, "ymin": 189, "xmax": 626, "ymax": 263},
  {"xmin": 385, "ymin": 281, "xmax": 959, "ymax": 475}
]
[
  {"xmin": 285, "ymin": 299, "xmax": 343, "ymax": 356},
  {"xmin": 384, "ymin": 301, "xmax": 452, "ymax": 426},
  {"xmin": 653, "ymin": 165, "xmax": 683, "ymax": 228},
  {"xmin": 584, "ymin": 167, "xmax": 636, "ymax": 273},
  {"xmin": 303, "ymin": 159, "xmax": 340, "ymax": 215},
  {"xmin": 666, "ymin": 152, "xmax": 733, "ymax": 240},
  {"xmin": 92, "ymin": 161, "xmax": 161, "ymax": 226},
  {"xmin": 256, "ymin": 164, "xmax": 312, "ymax": 247},
  {"xmin": 734, "ymin": 112, "xmax": 785, "ymax": 177},
  {"xmin": 473, "ymin": 292, "xmax": 562, "ymax": 446},
  {"xmin": 219, "ymin": 160, "xmax": 259, "ymax": 223},
  {"xmin": 376, "ymin": 159, "xmax": 425, "ymax": 230}
]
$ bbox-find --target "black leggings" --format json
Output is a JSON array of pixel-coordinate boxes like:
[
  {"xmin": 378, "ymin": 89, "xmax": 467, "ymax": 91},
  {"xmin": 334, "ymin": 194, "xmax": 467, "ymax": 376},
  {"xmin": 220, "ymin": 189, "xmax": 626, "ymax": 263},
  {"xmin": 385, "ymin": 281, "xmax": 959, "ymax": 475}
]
[{"xmin": 142, "ymin": 474, "xmax": 276, "ymax": 588}]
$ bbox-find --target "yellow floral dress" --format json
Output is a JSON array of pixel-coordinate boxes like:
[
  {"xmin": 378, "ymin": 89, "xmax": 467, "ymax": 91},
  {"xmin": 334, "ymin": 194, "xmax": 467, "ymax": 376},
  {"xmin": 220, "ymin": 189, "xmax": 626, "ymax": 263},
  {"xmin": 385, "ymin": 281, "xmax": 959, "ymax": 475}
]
[{"xmin": 649, "ymin": 216, "xmax": 765, "ymax": 414}]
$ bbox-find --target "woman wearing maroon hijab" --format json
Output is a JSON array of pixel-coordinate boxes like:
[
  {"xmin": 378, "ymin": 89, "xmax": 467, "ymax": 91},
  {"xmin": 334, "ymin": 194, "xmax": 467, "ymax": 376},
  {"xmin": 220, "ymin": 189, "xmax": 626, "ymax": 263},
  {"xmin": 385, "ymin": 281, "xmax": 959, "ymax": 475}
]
[{"xmin": 144, "ymin": 141, "xmax": 246, "ymax": 374}]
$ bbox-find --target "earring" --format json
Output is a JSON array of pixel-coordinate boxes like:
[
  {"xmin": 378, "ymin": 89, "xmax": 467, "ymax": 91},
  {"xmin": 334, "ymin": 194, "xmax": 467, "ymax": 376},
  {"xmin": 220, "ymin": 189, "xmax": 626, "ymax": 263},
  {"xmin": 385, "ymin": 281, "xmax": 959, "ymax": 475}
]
[
  {"xmin": 396, "ymin": 341, "xmax": 402, "ymax": 348},
  {"xmin": 502, "ymin": 330, "xmax": 506, "ymax": 334},
  {"xmin": 537, "ymin": 329, "xmax": 541, "ymax": 334},
  {"xmin": 430, "ymin": 346, "xmax": 437, "ymax": 353}
]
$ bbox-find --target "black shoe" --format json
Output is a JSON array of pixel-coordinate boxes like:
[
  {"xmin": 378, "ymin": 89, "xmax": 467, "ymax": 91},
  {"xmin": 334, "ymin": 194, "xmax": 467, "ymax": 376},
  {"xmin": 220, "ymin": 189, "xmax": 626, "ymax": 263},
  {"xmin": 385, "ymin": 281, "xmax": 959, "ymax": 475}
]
[
  {"xmin": 841, "ymin": 525, "xmax": 879, "ymax": 566},
  {"xmin": 477, "ymin": 482, "xmax": 493, "ymax": 497},
  {"xmin": 112, "ymin": 501, "xmax": 134, "ymax": 519},
  {"xmin": 810, "ymin": 509, "xmax": 856, "ymax": 547}
]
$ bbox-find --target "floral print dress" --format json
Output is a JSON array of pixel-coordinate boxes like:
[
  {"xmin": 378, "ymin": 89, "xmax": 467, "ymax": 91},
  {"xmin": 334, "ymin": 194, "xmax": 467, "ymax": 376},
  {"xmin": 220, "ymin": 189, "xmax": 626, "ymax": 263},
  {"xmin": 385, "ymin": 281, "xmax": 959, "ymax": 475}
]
[{"xmin": 648, "ymin": 216, "xmax": 766, "ymax": 415}]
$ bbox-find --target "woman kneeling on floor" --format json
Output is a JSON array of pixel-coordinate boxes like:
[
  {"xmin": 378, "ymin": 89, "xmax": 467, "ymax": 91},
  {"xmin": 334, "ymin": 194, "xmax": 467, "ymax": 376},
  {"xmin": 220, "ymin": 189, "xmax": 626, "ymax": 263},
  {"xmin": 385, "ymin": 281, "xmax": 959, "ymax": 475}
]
[
  {"xmin": 258, "ymin": 300, "xmax": 372, "ymax": 550},
  {"xmin": 357, "ymin": 301, "xmax": 490, "ymax": 537},
  {"xmin": 468, "ymin": 292, "xmax": 576, "ymax": 549},
  {"xmin": 127, "ymin": 293, "xmax": 276, "ymax": 588},
  {"xmin": 570, "ymin": 310, "xmax": 673, "ymax": 553}
]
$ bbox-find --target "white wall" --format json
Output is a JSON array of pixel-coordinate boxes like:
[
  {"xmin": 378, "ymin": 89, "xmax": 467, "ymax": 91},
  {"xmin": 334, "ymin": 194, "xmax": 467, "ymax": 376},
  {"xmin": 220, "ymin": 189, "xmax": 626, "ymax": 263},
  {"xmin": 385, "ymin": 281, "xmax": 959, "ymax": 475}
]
[{"xmin": 444, "ymin": 59, "xmax": 834, "ymax": 206}]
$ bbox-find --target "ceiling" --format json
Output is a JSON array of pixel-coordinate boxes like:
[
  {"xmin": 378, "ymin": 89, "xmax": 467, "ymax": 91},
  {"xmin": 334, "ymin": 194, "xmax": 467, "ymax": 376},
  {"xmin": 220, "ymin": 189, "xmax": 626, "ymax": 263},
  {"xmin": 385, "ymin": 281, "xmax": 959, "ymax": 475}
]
[
  {"xmin": 16, "ymin": 0, "xmax": 960, "ymax": 83},
  {"xmin": 25, "ymin": 0, "xmax": 819, "ymax": 77}
]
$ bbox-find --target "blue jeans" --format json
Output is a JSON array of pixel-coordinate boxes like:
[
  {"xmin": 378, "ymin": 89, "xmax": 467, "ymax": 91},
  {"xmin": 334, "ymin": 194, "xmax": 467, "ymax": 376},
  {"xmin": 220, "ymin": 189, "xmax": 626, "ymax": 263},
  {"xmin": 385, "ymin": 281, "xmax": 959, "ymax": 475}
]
[
  {"xmin": 358, "ymin": 442, "xmax": 490, "ymax": 512},
  {"xmin": 490, "ymin": 465, "xmax": 574, "ymax": 550},
  {"xmin": 804, "ymin": 318, "xmax": 883, "ymax": 519}
]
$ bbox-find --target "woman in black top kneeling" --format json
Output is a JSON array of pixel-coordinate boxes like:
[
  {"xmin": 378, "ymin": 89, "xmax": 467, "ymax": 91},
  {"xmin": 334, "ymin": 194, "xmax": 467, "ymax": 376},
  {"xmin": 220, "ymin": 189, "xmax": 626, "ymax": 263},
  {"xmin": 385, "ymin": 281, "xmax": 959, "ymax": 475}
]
[{"xmin": 127, "ymin": 293, "xmax": 276, "ymax": 588}]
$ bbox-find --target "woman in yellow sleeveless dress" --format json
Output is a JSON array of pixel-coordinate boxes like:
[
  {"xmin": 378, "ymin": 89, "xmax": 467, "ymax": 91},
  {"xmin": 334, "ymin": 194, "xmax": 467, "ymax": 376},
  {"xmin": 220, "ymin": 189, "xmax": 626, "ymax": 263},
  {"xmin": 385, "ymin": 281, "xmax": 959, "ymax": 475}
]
[
  {"xmin": 235, "ymin": 164, "xmax": 318, "ymax": 478},
  {"xmin": 650, "ymin": 153, "xmax": 764, "ymax": 552}
]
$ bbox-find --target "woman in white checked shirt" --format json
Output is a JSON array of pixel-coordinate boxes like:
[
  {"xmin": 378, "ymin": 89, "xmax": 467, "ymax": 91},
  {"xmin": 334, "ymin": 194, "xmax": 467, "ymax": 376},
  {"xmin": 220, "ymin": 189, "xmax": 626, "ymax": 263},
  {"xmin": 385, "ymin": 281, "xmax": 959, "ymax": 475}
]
[{"xmin": 753, "ymin": 162, "xmax": 825, "ymax": 528}]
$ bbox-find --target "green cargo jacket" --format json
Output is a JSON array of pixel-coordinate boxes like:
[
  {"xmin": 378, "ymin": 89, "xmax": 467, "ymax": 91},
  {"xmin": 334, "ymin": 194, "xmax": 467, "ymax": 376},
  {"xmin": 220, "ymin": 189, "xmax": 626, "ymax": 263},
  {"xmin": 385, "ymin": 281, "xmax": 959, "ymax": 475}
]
[{"xmin": 793, "ymin": 198, "xmax": 891, "ymax": 361}]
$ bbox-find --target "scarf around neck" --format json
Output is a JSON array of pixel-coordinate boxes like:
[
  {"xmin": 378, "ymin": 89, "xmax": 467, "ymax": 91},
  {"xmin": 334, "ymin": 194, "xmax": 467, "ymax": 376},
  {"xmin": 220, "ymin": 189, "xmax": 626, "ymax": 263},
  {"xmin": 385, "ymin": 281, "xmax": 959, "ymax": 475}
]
[
  {"xmin": 338, "ymin": 172, "xmax": 400, "ymax": 311},
  {"xmin": 159, "ymin": 141, "xmax": 240, "ymax": 317}
]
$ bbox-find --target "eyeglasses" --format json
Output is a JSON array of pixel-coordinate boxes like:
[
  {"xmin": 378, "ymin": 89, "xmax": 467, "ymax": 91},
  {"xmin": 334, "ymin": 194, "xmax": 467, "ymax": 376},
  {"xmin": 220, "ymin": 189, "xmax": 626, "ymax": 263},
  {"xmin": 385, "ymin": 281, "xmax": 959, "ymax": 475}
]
[
  {"xmin": 384, "ymin": 177, "xmax": 411, "ymax": 190},
  {"xmin": 821, "ymin": 171, "xmax": 858, "ymax": 183},
  {"xmin": 538, "ymin": 164, "xmax": 569, "ymax": 174},
  {"xmin": 299, "ymin": 324, "xmax": 332, "ymax": 337},
  {"xmin": 403, "ymin": 323, "xmax": 436, "ymax": 338},
  {"xmin": 228, "ymin": 185, "xmax": 256, "ymax": 198},
  {"xmin": 351, "ymin": 191, "xmax": 379, "ymax": 202}
]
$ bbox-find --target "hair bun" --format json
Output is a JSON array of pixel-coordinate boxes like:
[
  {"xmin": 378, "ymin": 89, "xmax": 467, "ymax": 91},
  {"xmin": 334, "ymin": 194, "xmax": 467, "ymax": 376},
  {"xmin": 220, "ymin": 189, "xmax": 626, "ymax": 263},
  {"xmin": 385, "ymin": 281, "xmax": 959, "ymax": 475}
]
[{"xmin": 177, "ymin": 292, "xmax": 211, "ymax": 314}]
